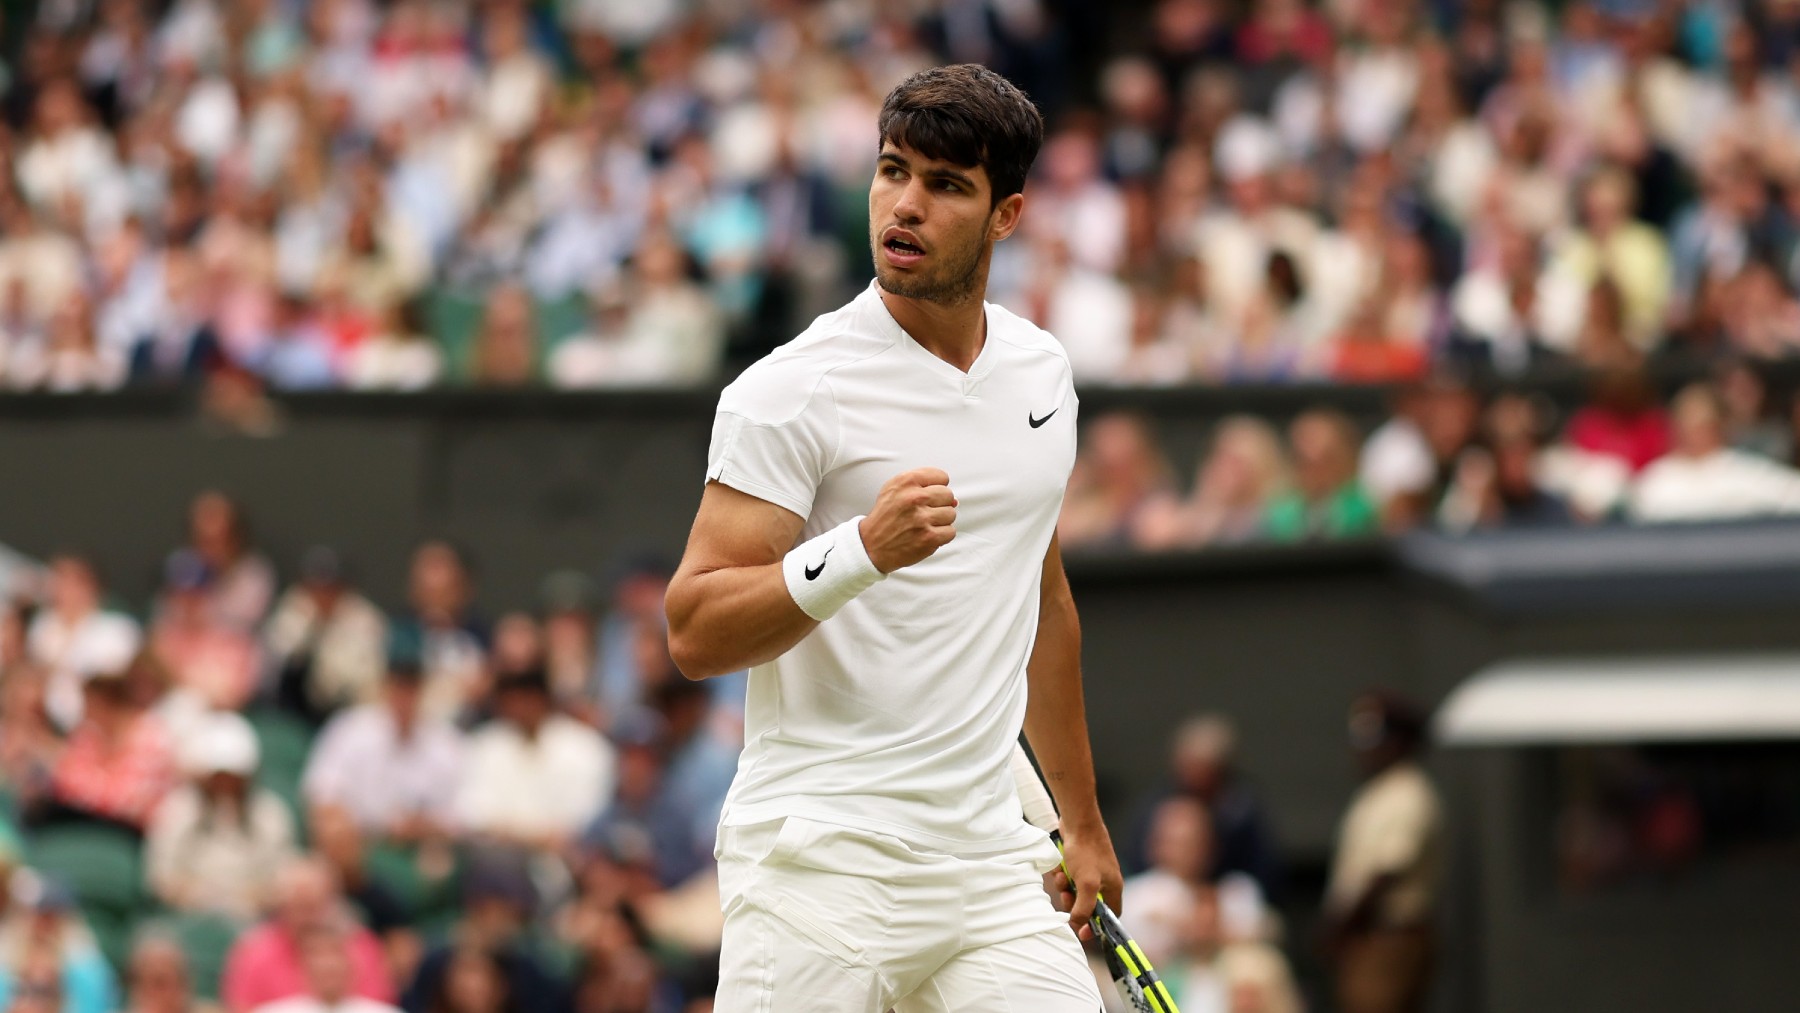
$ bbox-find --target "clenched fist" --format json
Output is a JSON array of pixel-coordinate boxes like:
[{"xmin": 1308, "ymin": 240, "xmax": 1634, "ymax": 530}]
[{"xmin": 858, "ymin": 468, "xmax": 957, "ymax": 573}]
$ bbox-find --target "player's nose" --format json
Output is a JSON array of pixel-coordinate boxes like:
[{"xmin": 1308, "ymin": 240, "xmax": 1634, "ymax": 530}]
[{"xmin": 892, "ymin": 177, "xmax": 928, "ymax": 223}]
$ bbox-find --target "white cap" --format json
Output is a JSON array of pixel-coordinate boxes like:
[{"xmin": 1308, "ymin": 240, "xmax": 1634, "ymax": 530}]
[
  {"xmin": 69, "ymin": 615, "xmax": 142, "ymax": 682},
  {"xmin": 185, "ymin": 712, "xmax": 261, "ymax": 777}
]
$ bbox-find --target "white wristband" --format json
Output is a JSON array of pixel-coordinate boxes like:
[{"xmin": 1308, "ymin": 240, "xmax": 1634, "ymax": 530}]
[{"xmin": 783, "ymin": 516, "xmax": 885, "ymax": 621}]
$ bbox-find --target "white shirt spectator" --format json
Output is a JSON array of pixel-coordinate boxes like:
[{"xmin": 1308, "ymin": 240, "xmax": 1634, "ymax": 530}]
[
  {"xmin": 456, "ymin": 714, "xmax": 615, "ymax": 841},
  {"xmin": 302, "ymin": 704, "xmax": 465, "ymax": 836},
  {"xmin": 549, "ymin": 286, "xmax": 725, "ymax": 389},
  {"xmin": 1630, "ymin": 449, "xmax": 1800, "ymax": 523},
  {"xmin": 146, "ymin": 783, "xmax": 297, "ymax": 920},
  {"xmin": 346, "ymin": 335, "xmax": 444, "ymax": 392},
  {"xmin": 264, "ymin": 587, "xmax": 391, "ymax": 712},
  {"xmin": 16, "ymin": 124, "xmax": 119, "ymax": 218}
]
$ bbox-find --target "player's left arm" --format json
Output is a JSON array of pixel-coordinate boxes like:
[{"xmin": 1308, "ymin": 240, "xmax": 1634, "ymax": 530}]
[{"xmin": 1023, "ymin": 531, "xmax": 1124, "ymax": 939}]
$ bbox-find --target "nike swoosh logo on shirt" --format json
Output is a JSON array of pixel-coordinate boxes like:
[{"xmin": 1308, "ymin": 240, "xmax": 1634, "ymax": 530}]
[
  {"xmin": 1029, "ymin": 409, "xmax": 1058, "ymax": 428},
  {"xmin": 805, "ymin": 548, "xmax": 833, "ymax": 580}
]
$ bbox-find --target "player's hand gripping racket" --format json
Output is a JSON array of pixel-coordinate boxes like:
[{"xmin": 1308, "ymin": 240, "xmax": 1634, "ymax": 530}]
[{"xmin": 1009, "ymin": 745, "xmax": 1180, "ymax": 1013}]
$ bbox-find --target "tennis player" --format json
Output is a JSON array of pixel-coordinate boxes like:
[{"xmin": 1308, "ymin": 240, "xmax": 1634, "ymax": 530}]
[{"xmin": 666, "ymin": 63, "xmax": 1119, "ymax": 1012}]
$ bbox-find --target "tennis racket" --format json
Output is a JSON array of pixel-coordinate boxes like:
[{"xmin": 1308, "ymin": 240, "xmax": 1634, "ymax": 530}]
[{"xmin": 1010, "ymin": 744, "xmax": 1180, "ymax": 1013}]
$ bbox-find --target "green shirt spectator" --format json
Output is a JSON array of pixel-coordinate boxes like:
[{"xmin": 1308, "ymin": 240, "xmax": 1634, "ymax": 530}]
[
  {"xmin": 1264, "ymin": 486, "xmax": 1378, "ymax": 541},
  {"xmin": 1266, "ymin": 409, "xmax": 1379, "ymax": 541}
]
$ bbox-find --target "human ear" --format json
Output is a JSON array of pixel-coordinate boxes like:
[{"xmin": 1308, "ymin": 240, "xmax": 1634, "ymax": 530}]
[{"xmin": 991, "ymin": 193, "xmax": 1025, "ymax": 242}]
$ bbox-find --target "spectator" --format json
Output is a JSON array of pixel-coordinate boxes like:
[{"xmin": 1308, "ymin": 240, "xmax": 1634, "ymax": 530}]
[
  {"xmin": 1111, "ymin": 281, "xmax": 1194, "ymax": 386},
  {"xmin": 468, "ymin": 285, "xmax": 537, "ymax": 388},
  {"xmin": 1542, "ymin": 167, "xmax": 1672, "ymax": 351},
  {"xmin": 1217, "ymin": 251, "xmax": 1316, "ymax": 382},
  {"xmin": 44, "ymin": 661, "xmax": 176, "ymax": 833},
  {"xmin": 1439, "ymin": 393, "xmax": 1577, "ymax": 530},
  {"xmin": 304, "ymin": 808, "xmax": 415, "ymax": 966},
  {"xmin": 5, "ymin": 292, "xmax": 126, "ymax": 393},
  {"xmin": 0, "ymin": 874, "xmax": 118, "ymax": 1013},
  {"xmin": 0, "ymin": 661, "xmax": 58, "ymax": 812},
  {"xmin": 265, "ymin": 547, "xmax": 390, "ymax": 725},
  {"xmin": 1325, "ymin": 691, "xmax": 1444, "ymax": 1013},
  {"xmin": 127, "ymin": 249, "xmax": 224, "ymax": 386},
  {"xmin": 1154, "ymin": 416, "xmax": 1290, "ymax": 548},
  {"xmin": 647, "ymin": 679, "xmax": 737, "ymax": 872},
  {"xmin": 535, "ymin": 572, "xmax": 598, "ymax": 715},
  {"xmin": 301, "ymin": 658, "xmax": 464, "ymax": 844},
  {"xmin": 456, "ymin": 670, "xmax": 615, "ymax": 855},
  {"xmin": 347, "ymin": 301, "xmax": 443, "ymax": 392},
  {"xmin": 1122, "ymin": 797, "xmax": 1218, "ymax": 968},
  {"xmin": 146, "ymin": 712, "xmax": 296, "ymax": 920},
  {"xmin": 588, "ymin": 558, "xmax": 672, "ymax": 732},
  {"xmin": 220, "ymin": 856, "xmax": 395, "ymax": 1013},
  {"xmin": 248, "ymin": 924, "xmax": 402, "ymax": 1013},
  {"xmin": 25, "ymin": 553, "xmax": 141, "ymax": 731},
  {"xmin": 252, "ymin": 294, "xmax": 339, "ymax": 392},
  {"xmin": 404, "ymin": 855, "xmax": 568, "ymax": 1013},
  {"xmin": 122, "ymin": 931, "xmax": 220, "ymax": 1013},
  {"xmin": 1059, "ymin": 413, "xmax": 1179, "ymax": 550},
  {"xmin": 1446, "ymin": 225, "xmax": 1559, "ymax": 375},
  {"xmin": 1265, "ymin": 408, "xmax": 1379, "ymax": 541},
  {"xmin": 149, "ymin": 550, "xmax": 262, "ymax": 712},
  {"xmin": 579, "ymin": 718, "xmax": 687, "ymax": 891},
  {"xmin": 548, "ymin": 233, "xmax": 725, "ymax": 389},
  {"xmin": 1565, "ymin": 366, "xmax": 1671, "ymax": 474},
  {"xmin": 1631, "ymin": 382, "xmax": 1800, "ymax": 522},
  {"xmin": 1716, "ymin": 361, "xmax": 1790, "ymax": 462},
  {"xmin": 1158, "ymin": 884, "xmax": 1302, "ymax": 1013},
  {"xmin": 420, "ymin": 946, "xmax": 512, "ymax": 1013},
  {"xmin": 487, "ymin": 614, "xmax": 544, "ymax": 684},
  {"xmin": 184, "ymin": 491, "xmax": 277, "ymax": 633},
  {"xmin": 583, "ymin": 681, "xmax": 733, "ymax": 891},
  {"xmin": 390, "ymin": 542, "xmax": 488, "ymax": 725},
  {"xmin": 1011, "ymin": 231, "xmax": 1133, "ymax": 384},
  {"xmin": 1329, "ymin": 296, "xmax": 1429, "ymax": 384},
  {"xmin": 1125, "ymin": 715, "xmax": 1283, "ymax": 902}
]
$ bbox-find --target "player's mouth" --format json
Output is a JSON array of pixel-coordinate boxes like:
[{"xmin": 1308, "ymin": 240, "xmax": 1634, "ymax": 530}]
[{"xmin": 881, "ymin": 229, "xmax": 927, "ymax": 268}]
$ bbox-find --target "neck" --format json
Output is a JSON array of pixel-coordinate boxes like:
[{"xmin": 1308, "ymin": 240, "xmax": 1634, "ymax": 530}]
[{"xmin": 878, "ymin": 284, "xmax": 987, "ymax": 373}]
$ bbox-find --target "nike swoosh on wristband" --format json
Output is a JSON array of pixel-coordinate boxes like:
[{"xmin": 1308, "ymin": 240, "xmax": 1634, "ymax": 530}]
[
  {"xmin": 1029, "ymin": 408, "xmax": 1058, "ymax": 428},
  {"xmin": 804, "ymin": 547, "xmax": 833, "ymax": 580}
]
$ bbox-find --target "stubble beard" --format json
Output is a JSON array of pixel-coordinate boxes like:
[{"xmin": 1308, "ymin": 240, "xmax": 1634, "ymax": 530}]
[{"xmin": 872, "ymin": 232, "xmax": 987, "ymax": 306}]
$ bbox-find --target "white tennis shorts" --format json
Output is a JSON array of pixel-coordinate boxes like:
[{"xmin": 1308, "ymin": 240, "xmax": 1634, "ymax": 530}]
[{"xmin": 715, "ymin": 816, "xmax": 1102, "ymax": 1012}]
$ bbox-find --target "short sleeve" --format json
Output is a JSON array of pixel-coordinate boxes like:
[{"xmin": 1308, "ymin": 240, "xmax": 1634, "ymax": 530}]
[{"xmin": 704, "ymin": 388, "xmax": 836, "ymax": 520}]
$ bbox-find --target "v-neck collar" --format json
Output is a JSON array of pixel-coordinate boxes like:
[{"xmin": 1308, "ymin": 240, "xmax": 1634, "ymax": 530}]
[{"xmin": 862, "ymin": 282, "xmax": 998, "ymax": 384}]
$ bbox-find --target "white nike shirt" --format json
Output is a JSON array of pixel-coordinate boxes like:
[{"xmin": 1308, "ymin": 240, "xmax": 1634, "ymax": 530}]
[{"xmin": 705, "ymin": 282, "xmax": 1077, "ymax": 853}]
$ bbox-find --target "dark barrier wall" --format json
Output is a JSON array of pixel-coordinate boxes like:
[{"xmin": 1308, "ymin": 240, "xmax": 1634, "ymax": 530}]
[{"xmin": 9, "ymin": 392, "xmax": 1800, "ymax": 1013}]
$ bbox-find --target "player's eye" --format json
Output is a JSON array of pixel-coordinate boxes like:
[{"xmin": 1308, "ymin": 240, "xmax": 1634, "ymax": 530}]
[
  {"xmin": 937, "ymin": 180, "xmax": 961, "ymax": 192},
  {"xmin": 881, "ymin": 165, "xmax": 905, "ymax": 180}
]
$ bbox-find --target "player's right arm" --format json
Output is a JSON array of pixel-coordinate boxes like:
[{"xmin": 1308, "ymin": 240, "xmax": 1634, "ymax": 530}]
[
  {"xmin": 665, "ymin": 470, "xmax": 957, "ymax": 679},
  {"xmin": 665, "ymin": 481, "xmax": 813, "ymax": 680}
]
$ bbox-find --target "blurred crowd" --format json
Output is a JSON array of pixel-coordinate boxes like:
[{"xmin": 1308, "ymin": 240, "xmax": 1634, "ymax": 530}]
[
  {"xmin": 0, "ymin": 488, "xmax": 1449, "ymax": 1013},
  {"xmin": 5, "ymin": 0, "xmax": 1800, "ymax": 392},
  {"xmin": 1060, "ymin": 363, "xmax": 1800, "ymax": 552},
  {"xmin": 0, "ymin": 489, "xmax": 743, "ymax": 1013}
]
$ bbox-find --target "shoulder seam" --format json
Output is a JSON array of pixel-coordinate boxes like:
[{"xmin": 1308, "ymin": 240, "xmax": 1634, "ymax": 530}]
[{"xmin": 729, "ymin": 331, "xmax": 900, "ymax": 429}]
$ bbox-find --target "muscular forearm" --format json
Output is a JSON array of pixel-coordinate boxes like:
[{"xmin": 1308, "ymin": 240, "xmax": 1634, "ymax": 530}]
[
  {"xmin": 1022, "ymin": 579, "xmax": 1103, "ymax": 832},
  {"xmin": 665, "ymin": 562, "xmax": 818, "ymax": 679}
]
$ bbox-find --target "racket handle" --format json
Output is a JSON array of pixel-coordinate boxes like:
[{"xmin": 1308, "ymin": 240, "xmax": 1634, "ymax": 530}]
[{"xmin": 1010, "ymin": 742, "xmax": 1061, "ymax": 833}]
